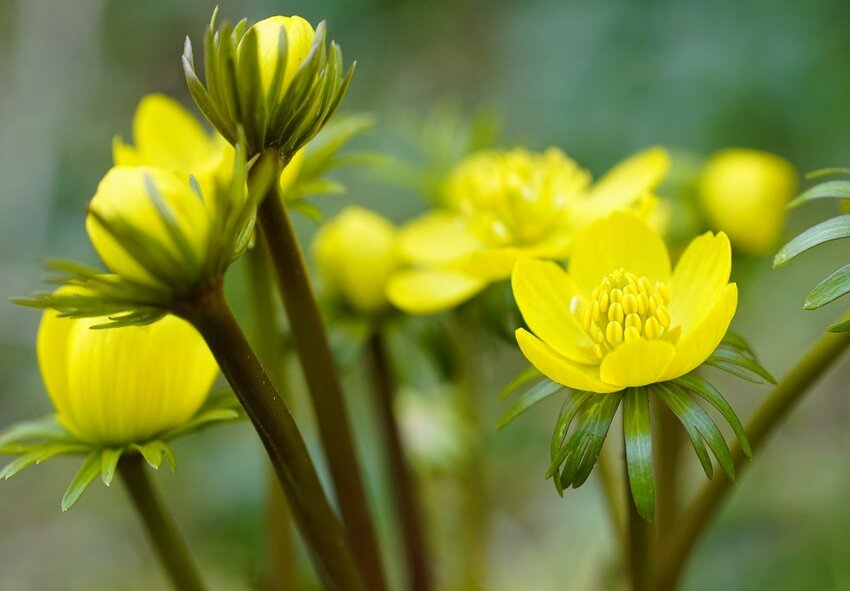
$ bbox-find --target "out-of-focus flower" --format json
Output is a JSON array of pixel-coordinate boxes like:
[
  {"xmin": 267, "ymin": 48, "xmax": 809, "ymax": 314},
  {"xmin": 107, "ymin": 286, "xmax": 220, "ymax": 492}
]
[
  {"xmin": 37, "ymin": 302, "xmax": 218, "ymax": 445},
  {"xmin": 386, "ymin": 147, "xmax": 669, "ymax": 314},
  {"xmin": 183, "ymin": 10, "xmax": 354, "ymax": 158},
  {"xmin": 86, "ymin": 166, "xmax": 211, "ymax": 289},
  {"xmin": 313, "ymin": 207, "xmax": 400, "ymax": 315},
  {"xmin": 513, "ymin": 212, "xmax": 737, "ymax": 392},
  {"xmin": 698, "ymin": 148, "xmax": 797, "ymax": 255}
]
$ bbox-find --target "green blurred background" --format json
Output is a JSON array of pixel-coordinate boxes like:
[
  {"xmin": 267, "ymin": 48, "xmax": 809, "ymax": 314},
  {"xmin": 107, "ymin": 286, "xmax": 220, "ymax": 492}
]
[{"xmin": 1, "ymin": 0, "xmax": 850, "ymax": 589}]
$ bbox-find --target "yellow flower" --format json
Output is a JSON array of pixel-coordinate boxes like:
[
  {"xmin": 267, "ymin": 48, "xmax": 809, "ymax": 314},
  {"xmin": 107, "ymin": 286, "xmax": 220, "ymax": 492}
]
[
  {"xmin": 242, "ymin": 16, "xmax": 316, "ymax": 103},
  {"xmin": 512, "ymin": 212, "xmax": 737, "ymax": 393},
  {"xmin": 386, "ymin": 146, "xmax": 669, "ymax": 314},
  {"xmin": 37, "ymin": 300, "xmax": 218, "ymax": 445},
  {"xmin": 113, "ymin": 93, "xmax": 304, "ymax": 214},
  {"xmin": 698, "ymin": 148, "xmax": 797, "ymax": 255},
  {"xmin": 313, "ymin": 207, "xmax": 400, "ymax": 314},
  {"xmin": 86, "ymin": 166, "xmax": 210, "ymax": 287}
]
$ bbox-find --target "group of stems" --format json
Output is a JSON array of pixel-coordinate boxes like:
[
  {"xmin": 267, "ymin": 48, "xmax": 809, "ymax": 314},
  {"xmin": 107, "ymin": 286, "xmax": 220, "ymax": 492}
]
[{"xmin": 614, "ymin": 320, "xmax": 850, "ymax": 591}]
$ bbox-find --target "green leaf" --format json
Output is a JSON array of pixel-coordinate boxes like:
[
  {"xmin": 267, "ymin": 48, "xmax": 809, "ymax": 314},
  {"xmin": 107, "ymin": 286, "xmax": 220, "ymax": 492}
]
[
  {"xmin": 62, "ymin": 451, "xmax": 102, "ymax": 511},
  {"xmin": 100, "ymin": 448, "xmax": 124, "ymax": 486},
  {"xmin": 654, "ymin": 383, "xmax": 735, "ymax": 480},
  {"xmin": 497, "ymin": 366, "xmax": 543, "ymax": 401},
  {"xmin": 549, "ymin": 390, "xmax": 594, "ymax": 462},
  {"xmin": 804, "ymin": 263, "xmax": 850, "ymax": 310},
  {"xmin": 161, "ymin": 407, "xmax": 241, "ymax": 440},
  {"xmin": 705, "ymin": 346, "xmax": 776, "ymax": 384},
  {"xmin": 496, "ymin": 379, "xmax": 562, "ymax": 430},
  {"xmin": 0, "ymin": 443, "xmax": 89, "ymax": 479},
  {"xmin": 674, "ymin": 374, "xmax": 751, "ymax": 457},
  {"xmin": 827, "ymin": 317, "xmax": 850, "ymax": 332},
  {"xmin": 132, "ymin": 441, "xmax": 176, "ymax": 472},
  {"xmin": 719, "ymin": 332, "xmax": 756, "ymax": 358},
  {"xmin": 0, "ymin": 415, "xmax": 72, "ymax": 446},
  {"xmin": 789, "ymin": 180, "xmax": 850, "ymax": 208},
  {"xmin": 559, "ymin": 392, "xmax": 622, "ymax": 490},
  {"xmin": 774, "ymin": 214, "xmax": 850, "ymax": 268},
  {"xmin": 623, "ymin": 387, "xmax": 654, "ymax": 520}
]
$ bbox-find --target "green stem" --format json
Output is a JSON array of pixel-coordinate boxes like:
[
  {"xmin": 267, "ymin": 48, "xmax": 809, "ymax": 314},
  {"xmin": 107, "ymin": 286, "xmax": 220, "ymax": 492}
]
[
  {"xmin": 183, "ymin": 288, "xmax": 366, "ymax": 591},
  {"xmin": 118, "ymin": 454, "xmax": 206, "ymax": 591},
  {"xmin": 369, "ymin": 331, "xmax": 432, "ymax": 591},
  {"xmin": 254, "ymin": 165, "xmax": 386, "ymax": 591},
  {"xmin": 655, "ymin": 324, "xmax": 850, "ymax": 591},
  {"xmin": 245, "ymin": 246, "xmax": 298, "ymax": 590},
  {"xmin": 597, "ymin": 440, "xmax": 626, "ymax": 556},
  {"xmin": 653, "ymin": 398, "xmax": 683, "ymax": 540},
  {"xmin": 626, "ymin": 452, "xmax": 653, "ymax": 591}
]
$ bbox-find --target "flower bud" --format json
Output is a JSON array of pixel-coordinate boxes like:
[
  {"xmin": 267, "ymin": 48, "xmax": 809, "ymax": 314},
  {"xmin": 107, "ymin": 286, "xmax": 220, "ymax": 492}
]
[
  {"xmin": 37, "ymin": 300, "xmax": 217, "ymax": 445},
  {"xmin": 86, "ymin": 166, "xmax": 211, "ymax": 289},
  {"xmin": 243, "ymin": 16, "xmax": 316, "ymax": 103},
  {"xmin": 698, "ymin": 149, "xmax": 797, "ymax": 255},
  {"xmin": 313, "ymin": 207, "xmax": 400, "ymax": 315}
]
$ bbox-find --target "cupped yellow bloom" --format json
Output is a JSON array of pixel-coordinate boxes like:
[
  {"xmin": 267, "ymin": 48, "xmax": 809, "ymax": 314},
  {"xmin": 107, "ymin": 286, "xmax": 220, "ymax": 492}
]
[
  {"xmin": 86, "ymin": 166, "xmax": 211, "ymax": 287},
  {"xmin": 37, "ymin": 303, "xmax": 218, "ymax": 445},
  {"xmin": 386, "ymin": 147, "xmax": 669, "ymax": 314},
  {"xmin": 313, "ymin": 207, "xmax": 400, "ymax": 314},
  {"xmin": 513, "ymin": 212, "xmax": 737, "ymax": 393},
  {"xmin": 698, "ymin": 148, "xmax": 797, "ymax": 255},
  {"xmin": 240, "ymin": 16, "xmax": 316, "ymax": 103}
]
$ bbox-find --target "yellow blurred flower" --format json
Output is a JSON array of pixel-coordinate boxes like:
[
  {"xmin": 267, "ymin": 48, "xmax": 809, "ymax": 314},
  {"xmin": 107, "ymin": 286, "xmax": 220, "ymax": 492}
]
[
  {"xmin": 512, "ymin": 212, "xmax": 737, "ymax": 393},
  {"xmin": 386, "ymin": 146, "xmax": 669, "ymax": 314},
  {"xmin": 242, "ymin": 16, "xmax": 316, "ymax": 103},
  {"xmin": 698, "ymin": 148, "xmax": 797, "ymax": 255},
  {"xmin": 37, "ymin": 300, "xmax": 218, "ymax": 445},
  {"xmin": 313, "ymin": 207, "xmax": 400, "ymax": 314},
  {"xmin": 86, "ymin": 166, "xmax": 211, "ymax": 288}
]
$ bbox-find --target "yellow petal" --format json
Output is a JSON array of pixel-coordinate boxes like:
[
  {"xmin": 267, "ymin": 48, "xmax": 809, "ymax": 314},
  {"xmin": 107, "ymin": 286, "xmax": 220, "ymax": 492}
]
[
  {"xmin": 662, "ymin": 283, "xmax": 738, "ymax": 380},
  {"xmin": 515, "ymin": 329, "xmax": 618, "ymax": 393},
  {"xmin": 598, "ymin": 339, "xmax": 676, "ymax": 388},
  {"xmin": 63, "ymin": 315, "xmax": 218, "ymax": 445},
  {"xmin": 512, "ymin": 259, "xmax": 597, "ymax": 364},
  {"xmin": 386, "ymin": 269, "xmax": 486, "ymax": 315},
  {"xmin": 127, "ymin": 94, "xmax": 215, "ymax": 171},
  {"xmin": 249, "ymin": 16, "xmax": 316, "ymax": 98},
  {"xmin": 397, "ymin": 212, "xmax": 484, "ymax": 267},
  {"xmin": 569, "ymin": 212, "xmax": 671, "ymax": 294},
  {"xmin": 668, "ymin": 231, "xmax": 731, "ymax": 333},
  {"xmin": 574, "ymin": 146, "xmax": 670, "ymax": 223},
  {"xmin": 36, "ymin": 308, "xmax": 74, "ymax": 425},
  {"xmin": 465, "ymin": 232, "xmax": 574, "ymax": 281}
]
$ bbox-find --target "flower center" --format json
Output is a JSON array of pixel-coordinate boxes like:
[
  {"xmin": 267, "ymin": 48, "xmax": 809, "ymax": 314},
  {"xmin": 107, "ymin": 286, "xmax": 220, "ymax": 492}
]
[{"xmin": 571, "ymin": 268, "xmax": 673, "ymax": 360}]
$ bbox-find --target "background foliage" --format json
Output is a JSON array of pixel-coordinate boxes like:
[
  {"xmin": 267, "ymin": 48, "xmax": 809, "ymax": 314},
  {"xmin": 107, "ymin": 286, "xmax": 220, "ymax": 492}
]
[{"xmin": 1, "ymin": 0, "xmax": 849, "ymax": 589}]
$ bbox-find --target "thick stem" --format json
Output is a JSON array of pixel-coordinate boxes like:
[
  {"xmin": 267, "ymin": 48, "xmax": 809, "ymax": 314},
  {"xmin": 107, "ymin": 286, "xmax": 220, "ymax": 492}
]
[
  {"xmin": 255, "ymin": 171, "xmax": 386, "ymax": 591},
  {"xmin": 626, "ymin": 454, "xmax": 653, "ymax": 591},
  {"xmin": 184, "ymin": 289, "xmax": 366, "ymax": 591},
  {"xmin": 653, "ymin": 399, "xmax": 683, "ymax": 540},
  {"xmin": 655, "ymin": 325, "xmax": 850, "ymax": 591},
  {"xmin": 118, "ymin": 454, "xmax": 206, "ymax": 591},
  {"xmin": 597, "ymin": 440, "xmax": 627, "ymax": 556},
  {"xmin": 245, "ymin": 246, "xmax": 298, "ymax": 590},
  {"xmin": 369, "ymin": 331, "xmax": 432, "ymax": 591}
]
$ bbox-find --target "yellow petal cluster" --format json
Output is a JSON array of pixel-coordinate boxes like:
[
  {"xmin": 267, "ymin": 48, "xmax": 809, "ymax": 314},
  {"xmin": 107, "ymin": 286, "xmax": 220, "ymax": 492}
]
[
  {"xmin": 243, "ymin": 16, "xmax": 316, "ymax": 102},
  {"xmin": 86, "ymin": 166, "xmax": 211, "ymax": 287},
  {"xmin": 698, "ymin": 148, "xmax": 797, "ymax": 255},
  {"xmin": 386, "ymin": 147, "xmax": 669, "ymax": 314},
  {"xmin": 313, "ymin": 207, "xmax": 400, "ymax": 315},
  {"xmin": 37, "ymin": 298, "xmax": 218, "ymax": 445},
  {"xmin": 513, "ymin": 212, "xmax": 737, "ymax": 393}
]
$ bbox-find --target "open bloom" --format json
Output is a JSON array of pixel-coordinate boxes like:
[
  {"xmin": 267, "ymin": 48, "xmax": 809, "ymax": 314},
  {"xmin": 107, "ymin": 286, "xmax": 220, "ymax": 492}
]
[
  {"xmin": 513, "ymin": 212, "xmax": 737, "ymax": 392},
  {"xmin": 698, "ymin": 148, "xmax": 796, "ymax": 255},
  {"xmin": 386, "ymin": 146, "xmax": 669, "ymax": 314},
  {"xmin": 37, "ymin": 301, "xmax": 218, "ymax": 445},
  {"xmin": 313, "ymin": 207, "xmax": 400, "ymax": 315}
]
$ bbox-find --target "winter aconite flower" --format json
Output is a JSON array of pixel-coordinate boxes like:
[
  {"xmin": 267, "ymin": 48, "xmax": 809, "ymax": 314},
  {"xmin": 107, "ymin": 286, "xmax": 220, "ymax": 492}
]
[
  {"xmin": 37, "ymin": 304, "xmax": 218, "ymax": 445},
  {"xmin": 698, "ymin": 149, "xmax": 797, "ymax": 255},
  {"xmin": 513, "ymin": 212, "xmax": 737, "ymax": 392},
  {"xmin": 183, "ymin": 10, "xmax": 354, "ymax": 158},
  {"xmin": 313, "ymin": 207, "xmax": 400, "ymax": 315},
  {"xmin": 386, "ymin": 147, "xmax": 669, "ymax": 314}
]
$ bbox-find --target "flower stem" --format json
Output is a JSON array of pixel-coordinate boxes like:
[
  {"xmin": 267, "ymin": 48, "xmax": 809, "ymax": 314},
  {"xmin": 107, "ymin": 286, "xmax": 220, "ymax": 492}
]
[
  {"xmin": 245, "ymin": 245, "xmax": 298, "ymax": 590},
  {"xmin": 368, "ymin": 331, "xmax": 432, "ymax": 591},
  {"xmin": 184, "ymin": 288, "xmax": 366, "ymax": 591},
  {"xmin": 596, "ymin": 440, "xmax": 626, "ymax": 555},
  {"xmin": 118, "ymin": 454, "xmax": 206, "ymax": 591},
  {"xmin": 254, "ymin": 167, "xmax": 386, "ymax": 591},
  {"xmin": 655, "ymin": 324, "xmax": 850, "ymax": 591},
  {"xmin": 653, "ymin": 399, "xmax": 683, "ymax": 540},
  {"xmin": 626, "ymin": 452, "xmax": 653, "ymax": 591}
]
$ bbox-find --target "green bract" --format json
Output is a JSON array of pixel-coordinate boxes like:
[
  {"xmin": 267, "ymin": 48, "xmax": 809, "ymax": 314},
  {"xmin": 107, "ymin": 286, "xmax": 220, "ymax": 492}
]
[
  {"xmin": 182, "ymin": 8, "xmax": 355, "ymax": 160},
  {"xmin": 498, "ymin": 332, "xmax": 773, "ymax": 520}
]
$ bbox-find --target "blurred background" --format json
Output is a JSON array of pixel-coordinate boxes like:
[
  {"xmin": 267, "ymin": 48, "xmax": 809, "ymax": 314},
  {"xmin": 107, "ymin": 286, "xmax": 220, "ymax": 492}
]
[{"xmin": 2, "ymin": 0, "xmax": 850, "ymax": 589}]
